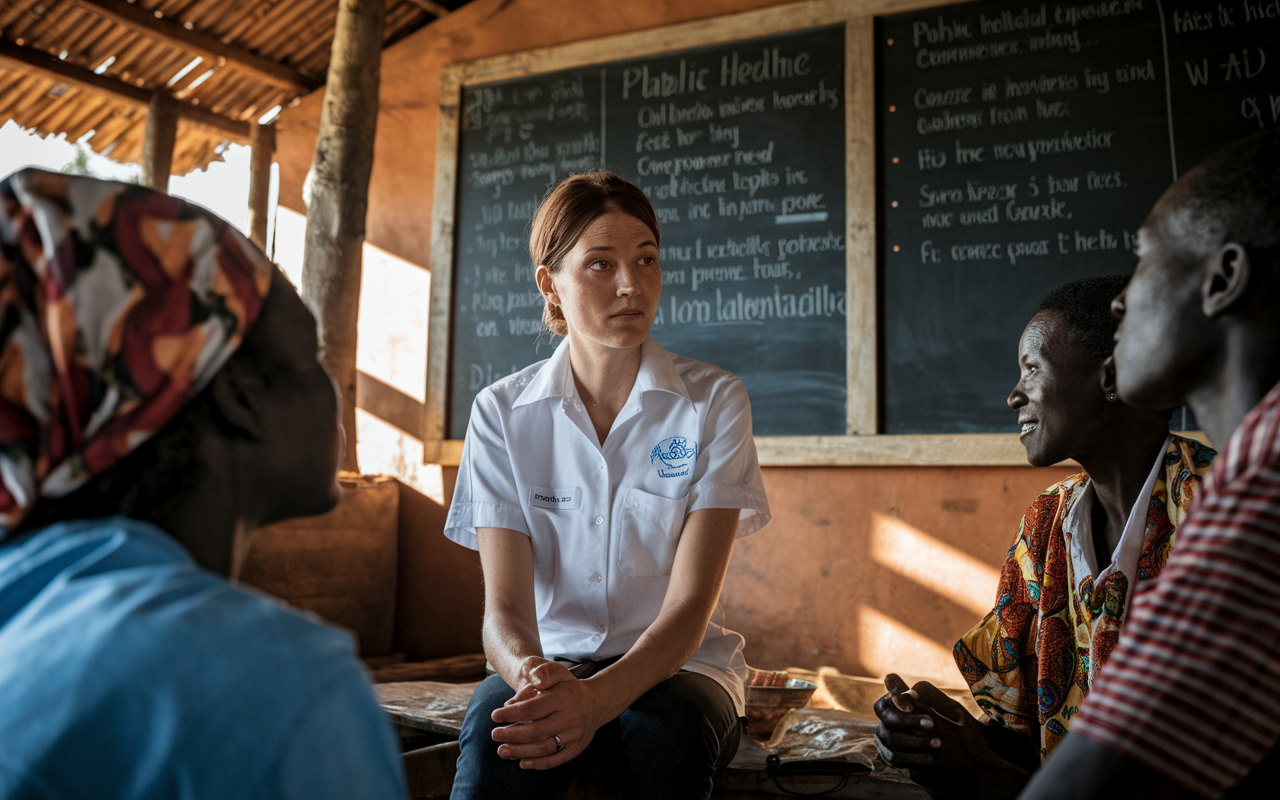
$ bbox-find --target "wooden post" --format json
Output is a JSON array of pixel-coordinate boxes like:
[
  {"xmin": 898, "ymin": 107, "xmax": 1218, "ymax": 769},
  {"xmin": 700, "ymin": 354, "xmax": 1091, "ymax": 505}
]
[
  {"xmin": 248, "ymin": 121, "xmax": 276, "ymax": 251},
  {"xmin": 300, "ymin": 0, "xmax": 385, "ymax": 474},
  {"xmin": 141, "ymin": 89, "xmax": 178, "ymax": 191}
]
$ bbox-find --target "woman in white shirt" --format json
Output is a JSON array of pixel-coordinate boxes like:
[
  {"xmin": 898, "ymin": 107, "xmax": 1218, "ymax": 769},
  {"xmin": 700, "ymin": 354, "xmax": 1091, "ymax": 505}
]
[{"xmin": 445, "ymin": 171, "xmax": 770, "ymax": 799}]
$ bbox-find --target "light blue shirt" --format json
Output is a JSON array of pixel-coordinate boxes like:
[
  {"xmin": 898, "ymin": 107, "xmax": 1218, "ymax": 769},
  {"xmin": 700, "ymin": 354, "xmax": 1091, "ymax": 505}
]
[{"xmin": 0, "ymin": 517, "xmax": 406, "ymax": 800}]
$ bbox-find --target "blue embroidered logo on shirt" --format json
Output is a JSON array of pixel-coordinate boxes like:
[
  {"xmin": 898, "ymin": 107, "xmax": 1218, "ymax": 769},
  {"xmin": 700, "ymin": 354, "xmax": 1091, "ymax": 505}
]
[{"xmin": 650, "ymin": 437, "xmax": 698, "ymax": 478}]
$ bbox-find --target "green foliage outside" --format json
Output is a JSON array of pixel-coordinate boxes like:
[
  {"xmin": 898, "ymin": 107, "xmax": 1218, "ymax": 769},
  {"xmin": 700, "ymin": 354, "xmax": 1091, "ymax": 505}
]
[{"xmin": 60, "ymin": 145, "xmax": 138, "ymax": 183}]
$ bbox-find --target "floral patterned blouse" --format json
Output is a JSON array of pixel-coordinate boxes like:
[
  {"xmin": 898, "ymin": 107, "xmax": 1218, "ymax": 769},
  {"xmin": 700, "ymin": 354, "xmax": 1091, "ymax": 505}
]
[{"xmin": 953, "ymin": 434, "xmax": 1215, "ymax": 760}]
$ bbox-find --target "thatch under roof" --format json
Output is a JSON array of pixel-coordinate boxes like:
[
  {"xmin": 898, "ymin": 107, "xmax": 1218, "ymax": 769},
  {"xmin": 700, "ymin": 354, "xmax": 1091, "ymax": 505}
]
[{"xmin": 0, "ymin": 0, "xmax": 462, "ymax": 174}]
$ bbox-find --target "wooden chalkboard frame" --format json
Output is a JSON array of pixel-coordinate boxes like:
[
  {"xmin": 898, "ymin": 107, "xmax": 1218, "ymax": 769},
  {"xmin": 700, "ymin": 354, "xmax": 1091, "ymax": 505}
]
[{"xmin": 422, "ymin": 0, "xmax": 1048, "ymax": 467}]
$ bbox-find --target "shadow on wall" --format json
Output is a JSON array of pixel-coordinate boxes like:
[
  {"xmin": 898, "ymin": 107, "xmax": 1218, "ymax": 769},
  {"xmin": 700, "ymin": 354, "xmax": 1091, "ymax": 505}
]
[{"xmin": 394, "ymin": 472, "xmax": 484, "ymax": 662}]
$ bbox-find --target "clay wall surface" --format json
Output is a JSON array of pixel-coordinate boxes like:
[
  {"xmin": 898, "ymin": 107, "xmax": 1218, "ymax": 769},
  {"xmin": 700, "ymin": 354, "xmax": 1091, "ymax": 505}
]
[{"xmin": 272, "ymin": 0, "xmax": 1077, "ymax": 685}]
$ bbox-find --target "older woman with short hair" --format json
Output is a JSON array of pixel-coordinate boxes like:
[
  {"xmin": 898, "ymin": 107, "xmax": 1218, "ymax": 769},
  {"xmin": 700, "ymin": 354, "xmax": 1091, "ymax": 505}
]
[{"xmin": 874, "ymin": 275, "xmax": 1215, "ymax": 799}]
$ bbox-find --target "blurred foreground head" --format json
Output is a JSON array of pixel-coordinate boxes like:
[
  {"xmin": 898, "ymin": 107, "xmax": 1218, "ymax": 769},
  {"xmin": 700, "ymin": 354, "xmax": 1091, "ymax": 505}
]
[
  {"xmin": 0, "ymin": 169, "xmax": 341, "ymax": 570},
  {"xmin": 1112, "ymin": 130, "xmax": 1280, "ymax": 411}
]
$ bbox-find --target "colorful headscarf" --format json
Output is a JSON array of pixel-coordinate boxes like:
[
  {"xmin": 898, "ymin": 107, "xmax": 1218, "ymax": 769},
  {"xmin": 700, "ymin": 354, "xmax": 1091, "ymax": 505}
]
[{"xmin": 0, "ymin": 169, "xmax": 272, "ymax": 538}]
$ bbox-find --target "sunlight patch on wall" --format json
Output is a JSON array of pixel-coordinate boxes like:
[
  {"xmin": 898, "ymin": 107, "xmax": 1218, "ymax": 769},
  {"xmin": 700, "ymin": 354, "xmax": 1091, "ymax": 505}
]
[
  {"xmin": 857, "ymin": 604, "xmax": 966, "ymax": 689},
  {"xmin": 273, "ymin": 206, "xmax": 306, "ymax": 288},
  {"xmin": 270, "ymin": 207, "xmax": 429, "ymax": 405},
  {"xmin": 357, "ymin": 409, "xmax": 446, "ymax": 505},
  {"xmin": 357, "ymin": 242, "xmax": 429, "ymax": 404},
  {"xmin": 870, "ymin": 512, "xmax": 999, "ymax": 618}
]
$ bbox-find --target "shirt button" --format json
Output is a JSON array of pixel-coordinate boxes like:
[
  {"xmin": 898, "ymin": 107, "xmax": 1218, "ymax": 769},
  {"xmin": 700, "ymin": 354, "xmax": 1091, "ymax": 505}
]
[
  {"xmin": 598, "ymin": 624, "xmax": 606, "ymax": 633},
  {"xmin": 590, "ymin": 573, "xmax": 602, "ymax": 583},
  {"xmin": 594, "ymin": 515, "xmax": 604, "ymax": 525}
]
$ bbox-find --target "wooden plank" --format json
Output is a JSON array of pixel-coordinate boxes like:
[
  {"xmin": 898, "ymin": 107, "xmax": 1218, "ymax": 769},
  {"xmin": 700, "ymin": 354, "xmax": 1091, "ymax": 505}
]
[
  {"xmin": 422, "ymin": 432, "xmax": 1112, "ymax": 468},
  {"xmin": 437, "ymin": 0, "xmax": 973, "ymax": 90},
  {"xmin": 0, "ymin": 39, "xmax": 151, "ymax": 105},
  {"xmin": 34, "ymin": 88, "xmax": 85, "ymax": 132},
  {"xmin": 62, "ymin": 13, "xmax": 116, "ymax": 59},
  {"xmin": 402, "ymin": 741, "xmax": 460, "ymax": 800},
  {"xmin": 24, "ymin": 2, "xmax": 83, "ymax": 48},
  {"xmin": 0, "ymin": 0, "xmax": 43, "ymax": 31},
  {"xmin": 86, "ymin": 107, "xmax": 136, "ymax": 149},
  {"xmin": 196, "ymin": 69, "xmax": 254, "ymax": 116},
  {"xmin": 0, "ymin": 71, "xmax": 40, "ymax": 112},
  {"xmin": 80, "ymin": 20, "xmax": 134, "ymax": 68},
  {"xmin": 141, "ymin": 90, "xmax": 178, "ymax": 190},
  {"xmin": 422, "ymin": 63, "xmax": 463, "ymax": 463},
  {"xmin": 375, "ymin": 680, "xmax": 479, "ymax": 737},
  {"xmin": 449, "ymin": 1, "xmax": 856, "ymax": 86},
  {"xmin": 289, "ymin": 5, "xmax": 348, "ymax": 70},
  {"xmin": 186, "ymin": 0, "xmax": 250, "ymax": 38},
  {"xmin": 237, "ymin": 0, "xmax": 320, "ymax": 57},
  {"xmin": 58, "ymin": 95, "xmax": 110, "ymax": 141},
  {"xmin": 403, "ymin": 0, "xmax": 451, "ymax": 17},
  {"xmin": 369, "ymin": 653, "xmax": 487, "ymax": 684},
  {"xmin": 0, "ymin": 38, "xmax": 249, "ymax": 141},
  {"xmin": 70, "ymin": 105, "xmax": 119, "ymax": 143},
  {"xmin": 71, "ymin": 0, "xmax": 318, "ymax": 92},
  {"xmin": 23, "ymin": 95, "xmax": 67, "ymax": 132},
  {"xmin": 845, "ymin": 16, "xmax": 877, "ymax": 435},
  {"xmin": 248, "ymin": 120, "xmax": 275, "ymax": 249}
]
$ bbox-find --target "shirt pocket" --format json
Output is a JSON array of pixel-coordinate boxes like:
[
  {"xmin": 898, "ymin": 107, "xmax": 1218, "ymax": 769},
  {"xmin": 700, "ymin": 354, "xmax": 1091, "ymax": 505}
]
[{"xmin": 616, "ymin": 487, "xmax": 689, "ymax": 578}]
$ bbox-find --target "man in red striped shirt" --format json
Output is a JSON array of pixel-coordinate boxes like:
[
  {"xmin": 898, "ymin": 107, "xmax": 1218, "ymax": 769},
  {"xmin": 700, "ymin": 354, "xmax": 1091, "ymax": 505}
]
[{"xmin": 1019, "ymin": 130, "xmax": 1280, "ymax": 799}]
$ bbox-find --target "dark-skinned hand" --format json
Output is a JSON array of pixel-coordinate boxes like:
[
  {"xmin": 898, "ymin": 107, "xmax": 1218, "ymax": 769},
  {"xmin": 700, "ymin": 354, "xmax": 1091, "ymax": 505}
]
[
  {"xmin": 489, "ymin": 658, "xmax": 605, "ymax": 771},
  {"xmin": 874, "ymin": 674, "xmax": 1030, "ymax": 800}
]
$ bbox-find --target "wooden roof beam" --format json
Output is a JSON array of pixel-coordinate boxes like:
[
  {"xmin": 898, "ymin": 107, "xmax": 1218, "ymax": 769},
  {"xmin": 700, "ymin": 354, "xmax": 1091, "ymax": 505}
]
[
  {"xmin": 0, "ymin": 39, "xmax": 249, "ymax": 142},
  {"xmin": 71, "ymin": 0, "xmax": 318, "ymax": 93},
  {"xmin": 403, "ymin": 0, "xmax": 451, "ymax": 18}
]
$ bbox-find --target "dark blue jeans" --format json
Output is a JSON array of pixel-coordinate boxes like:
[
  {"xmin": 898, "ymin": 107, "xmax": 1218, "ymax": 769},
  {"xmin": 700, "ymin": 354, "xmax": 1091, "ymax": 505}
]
[{"xmin": 450, "ymin": 670, "xmax": 743, "ymax": 800}]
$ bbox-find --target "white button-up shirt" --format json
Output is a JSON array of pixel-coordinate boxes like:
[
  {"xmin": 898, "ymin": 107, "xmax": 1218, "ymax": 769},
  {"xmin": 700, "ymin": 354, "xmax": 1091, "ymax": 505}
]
[
  {"xmin": 444, "ymin": 336, "xmax": 770, "ymax": 713},
  {"xmin": 1061, "ymin": 434, "xmax": 1171, "ymax": 680}
]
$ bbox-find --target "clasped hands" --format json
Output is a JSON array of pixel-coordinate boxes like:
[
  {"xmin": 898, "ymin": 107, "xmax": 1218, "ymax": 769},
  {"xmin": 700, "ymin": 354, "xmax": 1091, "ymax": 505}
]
[
  {"xmin": 491, "ymin": 656, "xmax": 605, "ymax": 770},
  {"xmin": 874, "ymin": 673, "xmax": 1028, "ymax": 800}
]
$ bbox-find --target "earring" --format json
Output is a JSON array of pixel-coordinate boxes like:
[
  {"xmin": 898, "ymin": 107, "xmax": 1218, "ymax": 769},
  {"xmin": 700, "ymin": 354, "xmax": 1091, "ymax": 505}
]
[{"xmin": 1107, "ymin": 393, "xmax": 1117, "ymax": 402}]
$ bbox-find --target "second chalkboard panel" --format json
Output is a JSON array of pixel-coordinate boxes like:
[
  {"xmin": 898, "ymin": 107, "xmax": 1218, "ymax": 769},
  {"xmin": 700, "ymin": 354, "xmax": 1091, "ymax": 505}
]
[
  {"xmin": 879, "ymin": 0, "xmax": 1171, "ymax": 435},
  {"xmin": 879, "ymin": 0, "xmax": 1279, "ymax": 435}
]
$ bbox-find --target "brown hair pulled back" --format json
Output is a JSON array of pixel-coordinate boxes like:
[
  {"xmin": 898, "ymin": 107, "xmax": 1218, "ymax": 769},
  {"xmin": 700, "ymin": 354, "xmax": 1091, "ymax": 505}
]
[{"xmin": 529, "ymin": 171, "xmax": 660, "ymax": 338}]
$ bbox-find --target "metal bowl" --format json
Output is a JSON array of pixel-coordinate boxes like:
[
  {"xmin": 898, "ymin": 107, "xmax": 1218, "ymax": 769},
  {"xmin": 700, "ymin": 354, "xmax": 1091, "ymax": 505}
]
[{"xmin": 744, "ymin": 679, "xmax": 818, "ymax": 738}]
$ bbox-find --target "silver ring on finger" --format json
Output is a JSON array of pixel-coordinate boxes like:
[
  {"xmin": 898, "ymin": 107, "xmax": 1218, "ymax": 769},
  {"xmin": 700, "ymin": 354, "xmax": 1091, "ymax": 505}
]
[{"xmin": 554, "ymin": 734, "xmax": 564, "ymax": 753}]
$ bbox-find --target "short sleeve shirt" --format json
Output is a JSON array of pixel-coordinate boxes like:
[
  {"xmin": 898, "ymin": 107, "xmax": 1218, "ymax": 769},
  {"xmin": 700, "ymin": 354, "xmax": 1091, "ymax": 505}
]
[
  {"xmin": 444, "ymin": 336, "xmax": 771, "ymax": 714},
  {"xmin": 1071, "ymin": 380, "xmax": 1280, "ymax": 798}
]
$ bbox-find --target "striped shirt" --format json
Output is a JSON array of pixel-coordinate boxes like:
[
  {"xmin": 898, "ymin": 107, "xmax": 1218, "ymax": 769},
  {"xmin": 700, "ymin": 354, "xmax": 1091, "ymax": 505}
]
[{"xmin": 1071, "ymin": 379, "xmax": 1280, "ymax": 798}]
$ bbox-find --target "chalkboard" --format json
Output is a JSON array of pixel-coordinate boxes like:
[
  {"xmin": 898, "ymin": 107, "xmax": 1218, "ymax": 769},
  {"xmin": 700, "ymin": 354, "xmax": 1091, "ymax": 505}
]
[
  {"xmin": 448, "ymin": 24, "xmax": 846, "ymax": 439},
  {"xmin": 879, "ymin": 0, "xmax": 1280, "ymax": 434}
]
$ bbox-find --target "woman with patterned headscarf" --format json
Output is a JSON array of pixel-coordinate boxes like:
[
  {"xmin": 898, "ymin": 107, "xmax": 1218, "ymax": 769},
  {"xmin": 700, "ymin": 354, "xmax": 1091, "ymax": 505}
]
[
  {"xmin": 0, "ymin": 169, "xmax": 404, "ymax": 799},
  {"xmin": 872, "ymin": 275, "xmax": 1215, "ymax": 799}
]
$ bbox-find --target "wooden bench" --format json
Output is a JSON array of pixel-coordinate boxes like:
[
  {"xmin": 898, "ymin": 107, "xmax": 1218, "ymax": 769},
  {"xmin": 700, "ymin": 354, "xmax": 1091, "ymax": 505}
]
[{"xmin": 376, "ymin": 681, "xmax": 927, "ymax": 799}]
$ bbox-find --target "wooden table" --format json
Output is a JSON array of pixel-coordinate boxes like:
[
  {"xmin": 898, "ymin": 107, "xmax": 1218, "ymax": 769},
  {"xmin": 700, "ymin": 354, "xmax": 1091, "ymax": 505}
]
[{"xmin": 375, "ymin": 681, "xmax": 927, "ymax": 799}]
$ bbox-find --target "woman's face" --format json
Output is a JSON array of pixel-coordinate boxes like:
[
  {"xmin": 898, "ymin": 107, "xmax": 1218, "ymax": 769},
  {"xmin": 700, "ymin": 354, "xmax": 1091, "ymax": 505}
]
[
  {"xmin": 538, "ymin": 211, "xmax": 661, "ymax": 351},
  {"xmin": 1008, "ymin": 311, "xmax": 1108, "ymax": 467}
]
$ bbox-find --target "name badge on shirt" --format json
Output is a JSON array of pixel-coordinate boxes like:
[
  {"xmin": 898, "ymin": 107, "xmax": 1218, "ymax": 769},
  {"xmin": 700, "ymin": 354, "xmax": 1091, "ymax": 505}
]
[{"xmin": 530, "ymin": 486, "xmax": 581, "ymax": 511}]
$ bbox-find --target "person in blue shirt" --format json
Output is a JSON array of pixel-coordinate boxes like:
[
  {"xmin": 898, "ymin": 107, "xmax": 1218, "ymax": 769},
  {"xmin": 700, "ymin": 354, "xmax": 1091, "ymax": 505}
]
[{"xmin": 0, "ymin": 169, "xmax": 406, "ymax": 799}]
